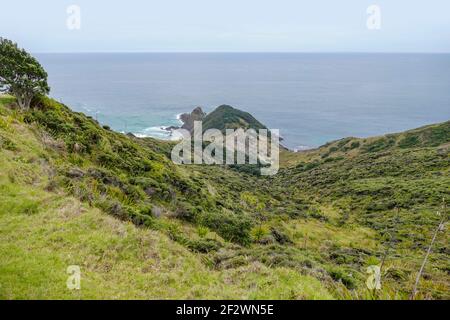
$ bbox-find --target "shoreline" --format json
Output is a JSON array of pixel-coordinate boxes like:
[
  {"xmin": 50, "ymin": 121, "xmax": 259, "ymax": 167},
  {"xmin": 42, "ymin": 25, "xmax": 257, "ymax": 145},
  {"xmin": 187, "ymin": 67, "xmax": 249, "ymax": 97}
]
[{"xmin": 132, "ymin": 110, "xmax": 310, "ymax": 153}]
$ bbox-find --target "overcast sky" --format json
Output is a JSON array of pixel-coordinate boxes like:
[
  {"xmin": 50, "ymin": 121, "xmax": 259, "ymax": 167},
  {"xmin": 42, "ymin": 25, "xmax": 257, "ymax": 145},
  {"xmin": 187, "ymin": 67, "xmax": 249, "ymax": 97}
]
[{"xmin": 1, "ymin": 0, "xmax": 449, "ymax": 53}]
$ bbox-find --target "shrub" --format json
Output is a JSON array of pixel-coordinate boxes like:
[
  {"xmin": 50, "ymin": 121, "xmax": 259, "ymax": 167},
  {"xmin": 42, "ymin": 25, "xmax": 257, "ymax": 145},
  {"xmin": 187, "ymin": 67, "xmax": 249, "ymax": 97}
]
[
  {"xmin": 174, "ymin": 201, "xmax": 198, "ymax": 222},
  {"xmin": 196, "ymin": 226, "xmax": 209, "ymax": 238},
  {"xmin": 362, "ymin": 138, "xmax": 395, "ymax": 153},
  {"xmin": 398, "ymin": 135, "xmax": 420, "ymax": 148},
  {"xmin": 129, "ymin": 210, "xmax": 154, "ymax": 227},
  {"xmin": 250, "ymin": 225, "xmax": 270, "ymax": 242},
  {"xmin": 96, "ymin": 198, "xmax": 127, "ymax": 219},
  {"xmin": 328, "ymin": 267, "xmax": 357, "ymax": 289},
  {"xmin": 187, "ymin": 239, "xmax": 221, "ymax": 253},
  {"xmin": 271, "ymin": 227, "xmax": 293, "ymax": 244},
  {"xmin": 202, "ymin": 211, "xmax": 252, "ymax": 245},
  {"xmin": 0, "ymin": 135, "xmax": 17, "ymax": 151},
  {"xmin": 329, "ymin": 146, "xmax": 338, "ymax": 153},
  {"xmin": 350, "ymin": 141, "xmax": 360, "ymax": 149}
]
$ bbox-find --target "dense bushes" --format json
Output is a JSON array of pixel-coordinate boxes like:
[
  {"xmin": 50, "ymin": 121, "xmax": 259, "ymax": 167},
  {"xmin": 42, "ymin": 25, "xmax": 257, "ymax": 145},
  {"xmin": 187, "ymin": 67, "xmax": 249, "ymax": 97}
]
[
  {"xmin": 19, "ymin": 96, "xmax": 263, "ymax": 246},
  {"xmin": 201, "ymin": 210, "xmax": 253, "ymax": 245},
  {"xmin": 362, "ymin": 137, "xmax": 395, "ymax": 153},
  {"xmin": 2, "ymin": 94, "xmax": 449, "ymax": 298}
]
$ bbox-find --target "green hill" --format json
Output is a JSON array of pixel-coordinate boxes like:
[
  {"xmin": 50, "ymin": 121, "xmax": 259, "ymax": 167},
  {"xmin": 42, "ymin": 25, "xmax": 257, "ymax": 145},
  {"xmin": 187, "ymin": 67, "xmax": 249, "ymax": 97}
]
[
  {"xmin": 0, "ymin": 94, "xmax": 448, "ymax": 300},
  {"xmin": 202, "ymin": 105, "xmax": 268, "ymax": 133}
]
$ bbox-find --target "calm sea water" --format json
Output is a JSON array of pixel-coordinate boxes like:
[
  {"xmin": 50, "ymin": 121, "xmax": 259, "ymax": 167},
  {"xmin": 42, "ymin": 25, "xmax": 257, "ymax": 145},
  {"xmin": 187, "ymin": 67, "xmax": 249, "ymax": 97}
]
[{"xmin": 36, "ymin": 53, "xmax": 450, "ymax": 149}]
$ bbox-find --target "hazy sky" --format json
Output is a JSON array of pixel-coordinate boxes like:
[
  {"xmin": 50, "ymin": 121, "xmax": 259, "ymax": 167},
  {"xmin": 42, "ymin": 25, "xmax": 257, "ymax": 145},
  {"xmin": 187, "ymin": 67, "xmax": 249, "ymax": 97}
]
[{"xmin": 1, "ymin": 0, "xmax": 449, "ymax": 53}]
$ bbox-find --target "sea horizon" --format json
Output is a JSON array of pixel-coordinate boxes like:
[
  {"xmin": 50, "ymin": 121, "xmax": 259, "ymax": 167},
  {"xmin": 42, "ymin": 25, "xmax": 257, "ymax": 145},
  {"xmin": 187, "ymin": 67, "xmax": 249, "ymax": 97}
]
[{"xmin": 36, "ymin": 52, "xmax": 450, "ymax": 149}]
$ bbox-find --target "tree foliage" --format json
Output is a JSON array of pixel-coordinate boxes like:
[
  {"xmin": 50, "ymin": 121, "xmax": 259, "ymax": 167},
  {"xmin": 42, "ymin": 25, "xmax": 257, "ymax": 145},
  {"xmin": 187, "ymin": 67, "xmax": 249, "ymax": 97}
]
[{"xmin": 0, "ymin": 38, "xmax": 49, "ymax": 109}]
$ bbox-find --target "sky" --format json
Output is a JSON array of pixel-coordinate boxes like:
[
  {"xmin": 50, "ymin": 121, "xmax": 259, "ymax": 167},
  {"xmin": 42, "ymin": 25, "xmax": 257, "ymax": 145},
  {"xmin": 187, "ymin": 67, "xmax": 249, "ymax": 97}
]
[{"xmin": 1, "ymin": 0, "xmax": 449, "ymax": 53}]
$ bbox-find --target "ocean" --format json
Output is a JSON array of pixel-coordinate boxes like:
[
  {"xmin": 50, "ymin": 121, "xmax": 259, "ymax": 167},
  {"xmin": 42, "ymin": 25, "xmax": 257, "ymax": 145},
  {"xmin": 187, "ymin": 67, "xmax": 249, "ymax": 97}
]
[{"xmin": 36, "ymin": 53, "xmax": 450, "ymax": 149}]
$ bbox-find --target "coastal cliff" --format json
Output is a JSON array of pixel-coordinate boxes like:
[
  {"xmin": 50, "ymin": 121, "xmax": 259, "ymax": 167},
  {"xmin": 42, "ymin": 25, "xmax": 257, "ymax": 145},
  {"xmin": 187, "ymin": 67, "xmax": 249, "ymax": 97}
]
[{"xmin": 168, "ymin": 104, "xmax": 268, "ymax": 134}]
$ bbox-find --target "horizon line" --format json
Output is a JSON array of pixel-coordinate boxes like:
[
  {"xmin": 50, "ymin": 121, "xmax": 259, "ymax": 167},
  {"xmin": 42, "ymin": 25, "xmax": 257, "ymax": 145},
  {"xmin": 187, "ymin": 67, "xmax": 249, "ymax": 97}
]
[{"xmin": 32, "ymin": 50, "xmax": 450, "ymax": 54}]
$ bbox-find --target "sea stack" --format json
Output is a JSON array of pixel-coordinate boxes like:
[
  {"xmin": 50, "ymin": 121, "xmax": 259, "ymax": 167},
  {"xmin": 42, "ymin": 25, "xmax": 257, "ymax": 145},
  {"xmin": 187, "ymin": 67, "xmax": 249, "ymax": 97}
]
[{"xmin": 179, "ymin": 107, "xmax": 206, "ymax": 132}]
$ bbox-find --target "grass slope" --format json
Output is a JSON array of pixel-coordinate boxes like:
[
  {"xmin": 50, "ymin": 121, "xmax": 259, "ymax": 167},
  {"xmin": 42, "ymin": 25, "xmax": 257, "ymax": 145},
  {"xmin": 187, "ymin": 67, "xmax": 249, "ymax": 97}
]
[
  {"xmin": 0, "ymin": 94, "xmax": 448, "ymax": 299},
  {"xmin": 202, "ymin": 105, "xmax": 268, "ymax": 133},
  {"xmin": 0, "ymin": 95, "xmax": 331, "ymax": 299},
  {"xmin": 0, "ymin": 179, "xmax": 330, "ymax": 299},
  {"xmin": 274, "ymin": 121, "xmax": 450, "ymax": 299}
]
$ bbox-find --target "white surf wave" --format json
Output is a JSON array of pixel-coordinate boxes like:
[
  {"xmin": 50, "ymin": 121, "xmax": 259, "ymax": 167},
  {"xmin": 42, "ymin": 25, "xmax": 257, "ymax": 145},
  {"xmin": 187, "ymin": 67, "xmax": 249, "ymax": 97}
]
[
  {"xmin": 175, "ymin": 113, "xmax": 184, "ymax": 124},
  {"xmin": 133, "ymin": 114, "xmax": 185, "ymax": 140},
  {"xmin": 293, "ymin": 145, "xmax": 313, "ymax": 152}
]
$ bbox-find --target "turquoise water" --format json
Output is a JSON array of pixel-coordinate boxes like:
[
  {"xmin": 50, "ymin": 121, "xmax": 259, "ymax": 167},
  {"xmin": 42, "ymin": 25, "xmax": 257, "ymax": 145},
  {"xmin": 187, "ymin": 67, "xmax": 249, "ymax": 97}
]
[{"xmin": 37, "ymin": 53, "xmax": 450, "ymax": 149}]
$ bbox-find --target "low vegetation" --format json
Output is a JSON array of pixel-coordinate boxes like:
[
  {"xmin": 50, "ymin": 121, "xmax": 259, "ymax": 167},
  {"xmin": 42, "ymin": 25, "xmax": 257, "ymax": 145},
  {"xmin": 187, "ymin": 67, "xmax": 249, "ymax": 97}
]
[
  {"xmin": 1, "ymin": 94, "xmax": 448, "ymax": 299},
  {"xmin": 202, "ymin": 105, "xmax": 268, "ymax": 133}
]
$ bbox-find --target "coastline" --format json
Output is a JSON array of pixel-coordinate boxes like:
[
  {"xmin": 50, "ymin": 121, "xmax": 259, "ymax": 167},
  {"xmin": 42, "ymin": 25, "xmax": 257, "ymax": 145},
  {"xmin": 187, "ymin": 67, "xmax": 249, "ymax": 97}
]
[{"xmin": 133, "ymin": 109, "xmax": 311, "ymax": 153}]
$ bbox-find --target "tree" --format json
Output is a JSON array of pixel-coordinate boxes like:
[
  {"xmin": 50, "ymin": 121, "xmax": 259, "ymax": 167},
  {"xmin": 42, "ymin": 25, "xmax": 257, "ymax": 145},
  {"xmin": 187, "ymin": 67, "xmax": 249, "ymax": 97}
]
[{"xmin": 0, "ymin": 38, "xmax": 50, "ymax": 109}]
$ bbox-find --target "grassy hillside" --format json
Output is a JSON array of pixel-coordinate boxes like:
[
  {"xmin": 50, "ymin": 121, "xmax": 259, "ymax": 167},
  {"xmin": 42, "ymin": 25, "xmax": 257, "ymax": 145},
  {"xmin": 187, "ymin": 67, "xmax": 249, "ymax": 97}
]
[
  {"xmin": 0, "ymin": 95, "xmax": 448, "ymax": 299},
  {"xmin": 0, "ymin": 95, "xmax": 333, "ymax": 299},
  {"xmin": 0, "ymin": 171, "xmax": 330, "ymax": 299},
  {"xmin": 274, "ymin": 121, "xmax": 450, "ymax": 299}
]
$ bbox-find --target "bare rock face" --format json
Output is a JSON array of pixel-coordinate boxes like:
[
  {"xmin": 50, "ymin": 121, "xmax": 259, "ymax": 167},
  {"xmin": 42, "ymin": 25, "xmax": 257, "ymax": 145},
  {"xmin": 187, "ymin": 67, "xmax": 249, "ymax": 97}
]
[{"xmin": 180, "ymin": 107, "xmax": 206, "ymax": 132}]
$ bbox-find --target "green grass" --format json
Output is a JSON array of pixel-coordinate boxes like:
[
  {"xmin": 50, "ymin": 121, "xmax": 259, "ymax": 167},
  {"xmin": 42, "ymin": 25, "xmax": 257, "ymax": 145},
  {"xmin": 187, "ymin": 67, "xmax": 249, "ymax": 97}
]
[
  {"xmin": 0, "ymin": 174, "xmax": 332, "ymax": 299},
  {"xmin": 0, "ymin": 94, "xmax": 448, "ymax": 299},
  {"xmin": 0, "ymin": 95, "xmax": 333, "ymax": 299},
  {"xmin": 202, "ymin": 105, "xmax": 268, "ymax": 133}
]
